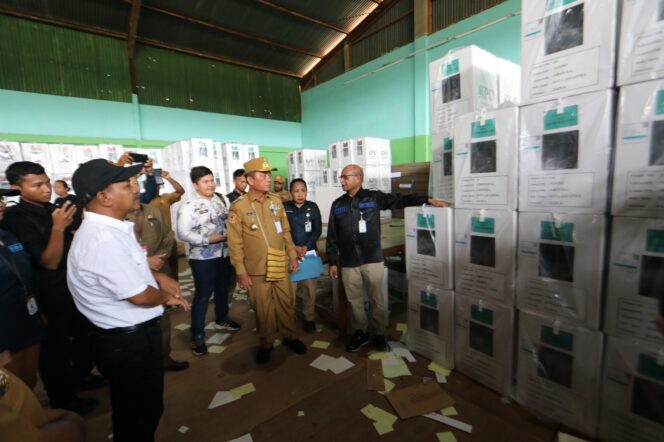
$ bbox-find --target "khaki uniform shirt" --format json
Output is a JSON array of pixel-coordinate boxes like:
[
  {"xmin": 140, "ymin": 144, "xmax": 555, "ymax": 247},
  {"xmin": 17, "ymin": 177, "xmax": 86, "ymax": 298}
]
[
  {"xmin": 148, "ymin": 192, "xmax": 181, "ymax": 230},
  {"xmin": 0, "ymin": 368, "xmax": 47, "ymax": 442},
  {"xmin": 126, "ymin": 204, "xmax": 176, "ymax": 278},
  {"xmin": 277, "ymin": 190, "xmax": 292, "ymax": 203},
  {"xmin": 227, "ymin": 192, "xmax": 297, "ymax": 276}
]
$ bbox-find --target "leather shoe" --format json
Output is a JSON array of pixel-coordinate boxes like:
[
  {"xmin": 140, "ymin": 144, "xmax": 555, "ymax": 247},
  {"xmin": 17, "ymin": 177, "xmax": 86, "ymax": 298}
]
[
  {"xmin": 257, "ymin": 346, "xmax": 273, "ymax": 364},
  {"xmin": 283, "ymin": 338, "xmax": 307, "ymax": 354},
  {"xmin": 164, "ymin": 359, "xmax": 190, "ymax": 371}
]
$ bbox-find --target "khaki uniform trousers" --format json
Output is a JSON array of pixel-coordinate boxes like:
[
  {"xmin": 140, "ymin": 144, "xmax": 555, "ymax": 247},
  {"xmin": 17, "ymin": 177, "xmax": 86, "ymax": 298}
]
[
  {"xmin": 341, "ymin": 262, "xmax": 387, "ymax": 333},
  {"xmin": 249, "ymin": 275, "xmax": 297, "ymax": 348},
  {"xmin": 295, "ymin": 278, "xmax": 318, "ymax": 321}
]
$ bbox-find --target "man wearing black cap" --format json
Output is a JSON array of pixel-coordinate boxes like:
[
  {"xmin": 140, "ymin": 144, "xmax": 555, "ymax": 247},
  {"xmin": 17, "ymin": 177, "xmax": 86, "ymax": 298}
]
[{"xmin": 67, "ymin": 159, "xmax": 190, "ymax": 441}]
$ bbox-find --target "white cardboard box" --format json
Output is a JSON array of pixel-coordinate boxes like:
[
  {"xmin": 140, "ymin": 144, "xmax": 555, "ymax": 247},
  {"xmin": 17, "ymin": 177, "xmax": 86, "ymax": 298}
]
[
  {"xmin": 49, "ymin": 144, "xmax": 77, "ymax": 174},
  {"xmin": 517, "ymin": 212, "xmax": 606, "ymax": 330},
  {"xmin": 612, "ymin": 80, "xmax": 664, "ymax": 217},
  {"xmin": 287, "ymin": 150, "xmax": 299, "ymax": 175},
  {"xmin": 73, "ymin": 145, "xmax": 98, "ymax": 166},
  {"xmin": 454, "ymin": 106, "xmax": 519, "ymax": 210},
  {"xmin": 340, "ymin": 139, "xmax": 355, "ymax": 166},
  {"xmin": 0, "ymin": 141, "xmax": 22, "ymax": 173},
  {"xmin": 297, "ymin": 149, "xmax": 327, "ymax": 171},
  {"xmin": 520, "ymin": 0, "xmax": 618, "ymax": 105},
  {"xmin": 244, "ymin": 144, "xmax": 259, "ymax": 161},
  {"xmin": 407, "ymin": 281, "xmax": 455, "ymax": 369},
  {"xmin": 429, "ymin": 45, "xmax": 499, "ymax": 134},
  {"xmin": 454, "ymin": 209, "xmax": 517, "ymax": 306},
  {"xmin": 354, "ymin": 137, "xmax": 391, "ymax": 166},
  {"xmin": 314, "ymin": 186, "xmax": 344, "ymax": 223},
  {"xmin": 20, "ymin": 143, "xmax": 52, "ymax": 174},
  {"xmin": 98, "ymin": 144, "xmax": 124, "ymax": 163},
  {"xmin": 221, "ymin": 143, "xmax": 245, "ymax": 177},
  {"xmin": 190, "ymin": 138, "xmax": 216, "ymax": 169},
  {"xmin": 405, "ymin": 206, "xmax": 454, "ymax": 289},
  {"xmin": 497, "ymin": 57, "xmax": 521, "ymax": 106},
  {"xmin": 298, "ymin": 171, "xmax": 322, "ymax": 191},
  {"xmin": 617, "ymin": 0, "xmax": 664, "ymax": 86},
  {"xmin": 455, "ymin": 293, "xmax": 515, "ymax": 396},
  {"xmin": 328, "ymin": 142, "xmax": 342, "ymax": 170},
  {"xmin": 516, "ymin": 310, "xmax": 603, "ymax": 437},
  {"xmin": 605, "ymin": 217, "xmax": 664, "ymax": 345},
  {"xmin": 519, "ymin": 90, "xmax": 614, "ymax": 214},
  {"xmin": 598, "ymin": 336, "xmax": 664, "ymax": 442},
  {"xmin": 430, "ymin": 129, "xmax": 455, "ymax": 202}
]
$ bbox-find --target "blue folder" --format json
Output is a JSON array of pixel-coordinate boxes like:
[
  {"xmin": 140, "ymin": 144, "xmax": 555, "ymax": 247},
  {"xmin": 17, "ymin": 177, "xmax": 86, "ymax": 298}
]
[{"xmin": 290, "ymin": 254, "xmax": 324, "ymax": 282}]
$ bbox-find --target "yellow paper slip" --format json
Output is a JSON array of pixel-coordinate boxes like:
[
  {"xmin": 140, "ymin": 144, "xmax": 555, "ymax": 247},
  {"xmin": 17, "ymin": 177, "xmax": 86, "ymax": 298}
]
[
  {"xmin": 395, "ymin": 323, "xmax": 408, "ymax": 332},
  {"xmin": 230, "ymin": 383, "xmax": 256, "ymax": 399},
  {"xmin": 368, "ymin": 351, "xmax": 391, "ymax": 360},
  {"xmin": 311, "ymin": 340, "xmax": 330, "ymax": 350},
  {"xmin": 297, "ymin": 411, "xmax": 305, "ymax": 417},
  {"xmin": 208, "ymin": 345, "xmax": 226, "ymax": 354},
  {"xmin": 441, "ymin": 406, "xmax": 458, "ymax": 416},
  {"xmin": 377, "ymin": 379, "xmax": 396, "ymax": 396},
  {"xmin": 360, "ymin": 404, "xmax": 398, "ymax": 428},
  {"xmin": 437, "ymin": 431, "xmax": 457, "ymax": 442},
  {"xmin": 428, "ymin": 361, "xmax": 451, "ymax": 376},
  {"xmin": 373, "ymin": 421, "xmax": 394, "ymax": 436},
  {"xmin": 382, "ymin": 357, "xmax": 412, "ymax": 378},
  {"xmin": 174, "ymin": 323, "xmax": 190, "ymax": 331}
]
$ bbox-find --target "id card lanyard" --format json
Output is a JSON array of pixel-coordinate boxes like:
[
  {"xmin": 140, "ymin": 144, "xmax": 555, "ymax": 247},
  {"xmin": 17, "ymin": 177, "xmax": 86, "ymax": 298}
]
[
  {"xmin": 270, "ymin": 202, "xmax": 283, "ymax": 233},
  {"xmin": 304, "ymin": 212, "xmax": 312, "ymax": 233},
  {"xmin": 0, "ymin": 244, "xmax": 39, "ymax": 316},
  {"xmin": 358, "ymin": 211, "xmax": 367, "ymax": 233}
]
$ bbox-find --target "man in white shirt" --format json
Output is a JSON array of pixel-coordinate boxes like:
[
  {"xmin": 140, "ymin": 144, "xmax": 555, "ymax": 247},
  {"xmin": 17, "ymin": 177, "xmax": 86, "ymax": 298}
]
[{"xmin": 67, "ymin": 159, "xmax": 189, "ymax": 442}]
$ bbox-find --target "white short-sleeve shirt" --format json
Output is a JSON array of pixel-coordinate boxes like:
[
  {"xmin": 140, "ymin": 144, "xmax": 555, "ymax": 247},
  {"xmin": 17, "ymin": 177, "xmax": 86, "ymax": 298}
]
[{"xmin": 67, "ymin": 211, "xmax": 164, "ymax": 329}]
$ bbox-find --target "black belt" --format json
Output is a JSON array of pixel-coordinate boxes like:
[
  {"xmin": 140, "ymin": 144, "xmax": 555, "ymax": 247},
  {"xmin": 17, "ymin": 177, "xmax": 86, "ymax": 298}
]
[{"xmin": 93, "ymin": 316, "xmax": 160, "ymax": 336}]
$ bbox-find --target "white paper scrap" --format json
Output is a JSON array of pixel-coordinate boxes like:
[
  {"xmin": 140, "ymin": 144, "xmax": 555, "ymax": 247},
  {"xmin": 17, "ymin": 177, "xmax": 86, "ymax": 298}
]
[
  {"xmin": 228, "ymin": 434, "xmax": 253, "ymax": 442},
  {"xmin": 436, "ymin": 373, "xmax": 447, "ymax": 383},
  {"xmin": 208, "ymin": 391, "xmax": 239, "ymax": 409},
  {"xmin": 178, "ymin": 426, "xmax": 189, "ymax": 434},
  {"xmin": 309, "ymin": 354, "xmax": 337, "ymax": 372},
  {"xmin": 392, "ymin": 347, "xmax": 416, "ymax": 363},
  {"xmin": 423, "ymin": 413, "xmax": 473, "ymax": 433},
  {"xmin": 328, "ymin": 356, "xmax": 354, "ymax": 374},
  {"xmin": 206, "ymin": 333, "xmax": 231, "ymax": 345}
]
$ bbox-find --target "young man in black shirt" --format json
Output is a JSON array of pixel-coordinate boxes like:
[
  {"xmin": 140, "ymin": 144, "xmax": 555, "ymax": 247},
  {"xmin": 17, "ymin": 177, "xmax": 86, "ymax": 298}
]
[
  {"xmin": 2, "ymin": 161, "xmax": 98, "ymax": 415},
  {"xmin": 226, "ymin": 168, "xmax": 247, "ymax": 203}
]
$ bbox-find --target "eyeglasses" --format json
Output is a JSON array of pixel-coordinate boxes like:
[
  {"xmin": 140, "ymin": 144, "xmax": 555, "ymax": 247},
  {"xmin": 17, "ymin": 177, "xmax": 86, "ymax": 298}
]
[{"xmin": 339, "ymin": 174, "xmax": 359, "ymax": 180}]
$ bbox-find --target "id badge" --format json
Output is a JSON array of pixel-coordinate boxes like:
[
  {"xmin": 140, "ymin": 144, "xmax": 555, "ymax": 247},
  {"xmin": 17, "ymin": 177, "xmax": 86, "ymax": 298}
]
[
  {"xmin": 25, "ymin": 293, "xmax": 38, "ymax": 316},
  {"xmin": 140, "ymin": 243, "xmax": 148, "ymax": 256},
  {"xmin": 304, "ymin": 221, "xmax": 312, "ymax": 233},
  {"xmin": 275, "ymin": 221, "xmax": 283, "ymax": 233},
  {"xmin": 358, "ymin": 219, "xmax": 367, "ymax": 233}
]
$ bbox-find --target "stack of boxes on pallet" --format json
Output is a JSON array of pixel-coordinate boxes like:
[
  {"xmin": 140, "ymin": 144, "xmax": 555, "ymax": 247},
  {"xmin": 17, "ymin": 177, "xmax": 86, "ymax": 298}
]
[
  {"xmin": 514, "ymin": 0, "xmax": 618, "ymax": 436},
  {"xmin": 601, "ymin": 1, "xmax": 664, "ymax": 441},
  {"xmin": 286, "ymin": 149, "xmax": 327, "ymax": 201}
]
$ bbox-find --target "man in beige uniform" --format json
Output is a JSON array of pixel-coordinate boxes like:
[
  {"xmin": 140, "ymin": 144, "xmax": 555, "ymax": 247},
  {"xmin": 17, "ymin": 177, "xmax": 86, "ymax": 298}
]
[
  {"xmin": 228, "ymin": 158, "xmax": 306, "ymax": 364},
  {"xmin": 273, "ymin": 175, "xmax": 292, "ymax": 203}
]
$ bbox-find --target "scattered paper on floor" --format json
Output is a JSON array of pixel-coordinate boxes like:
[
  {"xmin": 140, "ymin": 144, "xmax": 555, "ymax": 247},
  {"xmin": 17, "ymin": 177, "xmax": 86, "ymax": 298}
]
[
  {"xmin": 377, "ymin": 379, "xmax": 396, "ymax": 396},
  {"xmin": 206, "ymin": 333, "xmax": 231, "ymax": 345},
  {"xmin": 373, "ymin": 421, "xmax": 394, "ymax": 435},
  {"xmin": 368, "ymin": 351, "xmax": 391, "ymax": 360},
  {"xmin": 557, "ymin": 432, "xmax": 590, "ymax": 442},
  {"xmin": 391, "ymin": 346, "xmax": 416, "ymax": 363},
  {"xmin": 396, "ymin": 323, "xmax": 408, "ymax": 332},
  {"xmin": 230, "ymin": 383, "xmax": 255, "ymax": 399},
  {"xmin": 228, "ymin": 434, "xmax": 253, "ymax": 442},
  {"xmin": 442, "ymin": 406, "xmax": 458, "ymax": 416},
  {"xmin": 328, "ymin": 356, "xmax": 354, "ymax": 374},
  {"xmin": 436, "ymin": 373, "xmax": 447, "ymax": 383},
  {"xmin": 311, "ymin": 340, "xmax": 330, "ymax": 349},
  {"xmin": 381, "ymin": 356, "xmax": 411, "ymax": 378},
  {"xmin": 178, "ymin": 426, "xmax": 189, "ymax": 434},
  {"xmin": 361, "ymin": 404, "xmax": 398, "ymax": 428},
  {"xmin": 208, "ymin": 391, "xmax": 238, "ymax": 409},
  {"xmin": 297, "ymin": 411, "xmax": 305, "ymax": 417},
  {"xmin": 205, "ymin": 322, "xmax": 216, "ymax": 330},
  {"xmin": 428, "ymin": 361, "xmax": 451, "ymax": 376},
  {"xmin": 309, "ymin": 354, "xmax": 354, "ymax": 374},
  {"xmin": 310, "ymin": 354, "xmax": 337, "ymax": 372},
  {"xmin": 437, "ymin": 431, "xmax": 457, "ymax": 442},
  {"xmin": 208, "ymin": 345, "xmax": 226, "ymax": 354},
  {"xmin": 423, "ymin": 413, "xmax": 473, "ymax": 433},
  {"xmin": 174, "ymin": 323, "xmax": 190, "ymax": 331}
]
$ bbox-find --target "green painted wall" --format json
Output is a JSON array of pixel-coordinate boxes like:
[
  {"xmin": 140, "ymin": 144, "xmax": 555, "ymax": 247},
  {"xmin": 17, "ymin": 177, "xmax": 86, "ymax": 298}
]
[{"xmin": 301, "ymin": 0, "xmax": 521, "ymax": 164}]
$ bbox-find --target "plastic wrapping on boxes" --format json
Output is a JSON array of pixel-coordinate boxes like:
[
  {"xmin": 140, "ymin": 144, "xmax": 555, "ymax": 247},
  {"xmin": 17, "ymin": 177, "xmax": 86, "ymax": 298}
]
[
  {"xmin": 222, "ymin": 143, "xmax": 245, "ymax": 176},
  {"xmin": 497, "ymin": 58, "xmax": 521, "ymax": 106},
  {"xmin": 98, "ymin": 144, "xmax": 124, "ymax": 163},
  {"xmin": 189, "ymin": 138, "xmax": 216, "ymax": 169},
  {"xmin": 405, "ymin": 206, "xmax": 454, "ymax": 289},
  {"xmin": 612, "ymin": 79, "xmax": 664, "ymax": 217},
  {"xmin": 340, "ymin": 139, "xmax": 355, "ymax": 166},
  {"xmin": 605, "ymin": 217, "xmax": 664, "ymax": 345},
  {"xmin": 287, "ymin": 150, "xmax": 299, "ymax": 175},
  {"xmin": 0, "ymin": 141, "xmax": 22, "ymax": 172},
  {"xmin": 328, "ymin": 142, "xmax": 341, "ymax": 170},
  {"xmin": 455, "ymin": 293, "xmax": 514, "ymax": 396},
  {"xmin": 454, "ymin": 209, "xmax": 516, "ymax": 306},
  {"xmin": 21, "ymin": 143, "xmax": 52, "ymax": 174},
  {"xmin": 244, "ymin": 144, "xmax": 260, "ymax": 161},
  {"xmin": 516, "ymin": 310, "xmax": 603, "ymax": 437},
  {"xmin": 617, "ymin": 0, "xmax": 664, "ymax": 86},
  {"xmin": 406, "ymin": 281, "xmax": 455, "ymax": 369},
  {"xmin": 519, "ymin": 90, "xmax": 614, "ymax": 214},
  {"xmin": 430, "ymin": 129, "xmax": 455, "ymax": 202},
  {"xmin": 454, "ymin": 106, "xmax": 519, "ymax": 210},
  {"xmin": 429, "ymin": 45, "xmax": 498, "ymax": 134},
  {"xmin": 49, "ymin": 144, "xmax": 77, "ymax": 174},
  {"xmin": 520, "ymin": 0, "xmax": 618, "ymax": 105},
  {"xmin": 598, "ymin": 336, "xmax": 664, "ymax": 442},
  {"xmin": 354, "ymin": 137, "xmax": 391, "ymax": 166},
  {"xmin": 73, "ymin": 145, "xmax": 99, "ymax": 166},
  {"xmin": 517, "ymin": 212, "xmax": 606, "ymax": 329},
  {"xmin": 297, "ymin": 149, "xmax": 327, "ymax": 171}
]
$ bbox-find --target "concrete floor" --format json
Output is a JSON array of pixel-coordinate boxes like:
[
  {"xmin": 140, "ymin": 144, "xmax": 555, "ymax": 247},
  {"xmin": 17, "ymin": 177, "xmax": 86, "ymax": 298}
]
[{"xmin": 71, "ymin": 262, "xmax": 564, "ymax": 441}]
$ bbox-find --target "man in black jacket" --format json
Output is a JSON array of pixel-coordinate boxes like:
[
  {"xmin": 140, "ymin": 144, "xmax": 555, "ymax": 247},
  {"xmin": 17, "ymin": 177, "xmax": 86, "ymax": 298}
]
[{"xmin": 326, "ymin": 164, "xmax": 449, "ymax": 352}]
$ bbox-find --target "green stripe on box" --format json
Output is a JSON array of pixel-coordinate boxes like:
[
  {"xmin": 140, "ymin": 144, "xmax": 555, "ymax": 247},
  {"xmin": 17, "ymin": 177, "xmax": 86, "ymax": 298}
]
[
  {"xmin": 657, "ymin": 90, "xmax": 664, "ymax": 115},
  {"xmin": 420, "ymin": 291, "xmax": 438, "ymax": 308},
  {"xmin": 540, "ymin": 326, "xmax": 574, "ymax": 351},
  {"xmin": 442, "ymin": 59, "xmax": 459, "ymax": 76},
  {"xmin": 470, "ymin": 305, "xmax": 493, "ymax": 325},
  {"xmin": 544, "ymin": 105, "xmax": 578, "ymax": 130},
  {"xmin": 471, "ymin": 216, "xmax": 495, "ymax": 234},
  {"xmin": 443, "ymin": 137, "xmax": 453, "ymax": 151},
  {"xmin": 471, "ymin": 119, "xmax": 496, "ymax": 139},
  {"xmin": 646, "ymin": 229, "xmax": 664, "ymax": 253},
  {"xmin": 547, "ymin": 0, "xmax": 576, "ymax": 11},
  {"xmin": 637, "ymin": 354, "xmax": 664, "ymax": 381},
  {"xmin": 540, "ymin": 221, "xmax": 574, "ymax": 242},
  {"xmin": 417, "ymin": 213, "xmax": 435, "ymax": 229}
]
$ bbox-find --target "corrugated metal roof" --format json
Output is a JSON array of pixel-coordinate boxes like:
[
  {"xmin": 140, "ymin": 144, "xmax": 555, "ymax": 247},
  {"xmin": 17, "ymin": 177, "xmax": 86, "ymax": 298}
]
[
  {"xmin": 267, "ymin": 0, "xmax": 378, "ymax": 31},
  {"xmin": 432, "ymin": 0, "xmax": 506, "ymax": 33}
]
